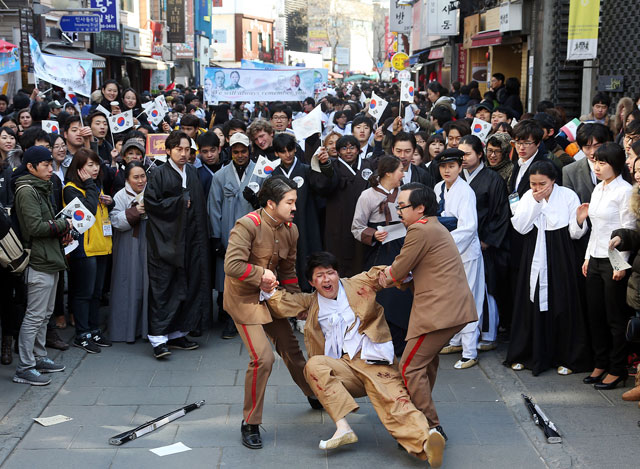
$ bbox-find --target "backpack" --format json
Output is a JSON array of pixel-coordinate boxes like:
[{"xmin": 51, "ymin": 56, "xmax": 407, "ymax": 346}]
[{"xmin": 0, "ymin": 203, "xmax": 29, "ymax": 274}]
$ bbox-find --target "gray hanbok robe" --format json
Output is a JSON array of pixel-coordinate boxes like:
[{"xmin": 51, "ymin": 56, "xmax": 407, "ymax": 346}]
[
  {"xmin": 208, "ymin": 160, "xmax": 263, "ymax": 291},
  {"xmin": 109, "ymin": 183, "xmax": 148, "ymax": 342}
]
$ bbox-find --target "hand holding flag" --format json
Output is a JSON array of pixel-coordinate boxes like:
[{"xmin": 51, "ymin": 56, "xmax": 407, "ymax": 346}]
[
  {"xmin": 59, "ymin": 197, "xmax": 96, "ymax": 234},
  {"xmin": 291, "ymin": 105, "xmax": 323, "ymax": 141},
  {"xmin": 253, "ymin": 155, "xmax": 281, "ymax": 178},
  {"xmin": 368, "ymin": 91, "xmax": 388, "ymax": 123}
]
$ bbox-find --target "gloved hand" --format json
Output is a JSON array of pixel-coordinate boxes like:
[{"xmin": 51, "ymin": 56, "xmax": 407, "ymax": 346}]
[
  {"xmin": 242, "ymin": 186, "xmax": 260, "ymax": 210},
  {"xmin": 212, "ymin": 237, "xmax": 226, "ymax": 258}
]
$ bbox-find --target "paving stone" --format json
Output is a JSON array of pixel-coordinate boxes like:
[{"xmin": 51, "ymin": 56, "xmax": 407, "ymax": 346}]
[
  {"xmin": 112, "ymin": 447, "xmax": 222, "ymax": 468},
  {"xmin": 220, "ymin": 444, "xmax": 327, "ymax": 469},
  {"xmin": 187, "ymin": 385, "xmax": 276, "ymax": 405},
  {"xmin": 2, "ymin": 449, "xmax": 115, "ymax": 469},
  {"xmin": 48, "ymin": 385, "xmax": 104, "ymax": 406},
  {"xmin": 65, "ymin": 369, "xmax": 156, "ymax": 387},
  {"xmin": 151, "ymin": 369, "xmax": 236, "ymax": 387},
  {"xmin": 229, "ymin": 403, "xmax": 324, "ymax": 424},
  {"xmin": 97, "ymin": 386, "xmax": 190, "ymax": 406}
]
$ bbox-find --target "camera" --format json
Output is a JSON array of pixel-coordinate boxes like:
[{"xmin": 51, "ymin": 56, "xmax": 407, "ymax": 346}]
[{"xmin": 57, "ymin": 213, "xmax": 81, "ymax": 240}]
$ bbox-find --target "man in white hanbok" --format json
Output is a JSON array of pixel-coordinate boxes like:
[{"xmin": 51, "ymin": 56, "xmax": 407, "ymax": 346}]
[{"xmin": 433, "ymin": 149, "xmax": 485, "ymax": 369}]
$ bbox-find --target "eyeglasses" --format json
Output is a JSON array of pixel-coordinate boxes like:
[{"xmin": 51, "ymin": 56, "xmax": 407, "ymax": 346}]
[
  {"xmin": 53, "ymin": 144, "xmax": 67, "ymax": 150},
  {"xmin": 395, "ymin": 204, "xmax": 414, "ymax": 211},
  {"xmin": 272, "ymin": 115, "xmax": 288, "ymax": 121},
  {"xmin": 487, "ymin": 149, "xmax": 501, "ymax": 156},
  {"xmin": 340, "ymin": 145, "xmax": 358, "ymax": 151},
  {"xmin": 624, "ymin": 135, "xmax": 639, "ymax": 143},
  {"xmin": 512, "ymin": 140, "xmax": 536, "ymax": 148}
]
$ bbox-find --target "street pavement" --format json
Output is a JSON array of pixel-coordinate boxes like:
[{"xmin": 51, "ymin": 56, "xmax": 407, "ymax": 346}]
[{"xmin": 0, "ymin": 322, "xmax": 639, "ymax": 469}]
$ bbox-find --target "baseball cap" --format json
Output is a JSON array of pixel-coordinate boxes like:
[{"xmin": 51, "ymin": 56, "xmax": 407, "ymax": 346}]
[
  {"xmin": 122, "ymin": 138, "xmax": 146, "ymax": 155},
  {"xmin": 49, "ymin": 100, "xmax": 63, "ymax": 109},
  {"xmin": 229, "ymin": 133, "xmax": 250, "ymax": 148}
]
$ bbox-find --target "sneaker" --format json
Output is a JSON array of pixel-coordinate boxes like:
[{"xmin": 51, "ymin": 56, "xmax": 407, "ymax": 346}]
[
  {"xmin": 167, "ymin": 336, "xmax": 199, "ymax": 350},
  {"xmin": 35, "ymin": 357, "xmax": 65, "ymax": 373},
  {"xmin": 13, "ymin": 368, "xmax": 51, "ymax": 386},
  {"xmin": 221, "ymin": 319, "xmax": 238, "ymax": 340},
  {"xmin": 91, "ymin": 330, "xmax": 112, "ymax": 347},
  {"xmin": 46, "ymin": 329, "xmax": 69, "ymax": 351},
  {"xmin": 73, "ymin": 335, "xmax": 101, "ymax": 354},
  {"xmin": 153, "ymin": 343, "xmax": 171, "ymax": 359}
]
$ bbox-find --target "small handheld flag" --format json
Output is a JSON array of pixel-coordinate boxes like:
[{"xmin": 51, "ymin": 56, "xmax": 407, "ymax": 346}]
[
  {"xmin": 108, "ymin": 110, "xmax": 134, "ymax": 134},
  {"xmin": 42, "ymin": 120, "xmax": 60, "ymax": 134},
  {"xmin": 59, "ymin": 197, "xmax": 96, "ymax": 234},
  {"xmin": 253, "ymin": 155, "xmax": 281, "ymax": 178},
  {"xmin": 368, "ymin": 91, "xmax": 388, "ymax": 123},
  {"xmin": 471, "ymin": 118, "xmax": 492, "ymax": 144},
  {"xmin": 400, "ymin": 80, "xmax": 415, "ymax": 103}
]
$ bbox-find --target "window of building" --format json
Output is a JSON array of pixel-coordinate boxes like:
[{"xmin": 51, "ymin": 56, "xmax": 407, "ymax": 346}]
[
  {"xmin": 258, "ymin": 32, "xmax": 263, "ymax": 51},
  {"xmin": 121, "ymin": 0, "xmax": 134, "ymax": 12},
  {"xmin": 266, "ymin": 34, "xmax": 271, "ymax": 53},
  {"xmin": 246, "ymin": 31, "xmax": 252, "ymax": 51}
]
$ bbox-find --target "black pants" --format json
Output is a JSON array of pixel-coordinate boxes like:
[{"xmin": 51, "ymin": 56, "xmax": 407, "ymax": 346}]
[
  {"xmin": 69, "ymin": 256, "xmax": 108, "ymax": 336},
  {"xmin": 387, "ymin": 321, "xmax": 407, "ymax": 358},
  {"xmin": 585, "ymin": 257, "xmax": 631, "ymax": 376},
  {"xmin": 0, "ymin": 267, "xmax": 25, "ymax": 338}
]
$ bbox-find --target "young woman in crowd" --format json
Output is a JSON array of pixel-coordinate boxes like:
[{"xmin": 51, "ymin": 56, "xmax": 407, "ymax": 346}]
[
  {"xmin": 579, "ymin": 143, "xmax": 635, "ymax": 389},
  {"xmin": 122, "ymin": 88, "xmax": 149, "ymax": 126},
  {"xmin": 17, "ymin": 109, "xmax": 32, "ymax": 135},
  {"xmin": 425, "ymin": 133, "xmax": 446, "ymax": 165},
  {"xmin": 507, "ymin": 160, "xmax": 591, "ymax": 375},
  {"xmin": 109, "ymin": 161, "xmax": 148, "ymax": 343},
  {"xmin": 0, "ymin": 117, "xmax": 19, "ymax": 134},
  {"xmin": 92, "ymin": 79, "xmax": 122, "ymax": 114},
  {"xmin": 323, "ymin": 131, "xmax": 341, "ymax": 158},
  {"xmin": 351, "ymin": 155, "xmax": 413, "ymax": 356},
  {"xmin": 332, "ymin": 111, "xmax": 352, "ymax": 136},
  {"xmin": 64, "ymin": 148, "xmax": 113, "ymax": 354},
  {"xmin": 50, "ymin": 134, "xmax": 69, "ymax": 184}
]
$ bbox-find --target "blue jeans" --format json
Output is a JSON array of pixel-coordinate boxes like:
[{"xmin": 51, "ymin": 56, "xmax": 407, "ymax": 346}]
[{"xmin": 69, "ymin": 256, "xmax": 107, "ymax": 336}]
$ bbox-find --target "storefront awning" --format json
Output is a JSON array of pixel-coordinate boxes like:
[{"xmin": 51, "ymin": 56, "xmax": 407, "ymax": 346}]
[
  {"xmin": 126, "ymin": 56, "xmax": 168, "ymax": 70},
  {"xmin": 42, "ymin": 44, "xmax": 106, "ymax": 68},
  {"xmin": 471, "ymin": 30, "xmax": 503, "ymax": 48},
  {"xmin": 428, "ymin": 48, "xmax": 444, "ymax": 60}
]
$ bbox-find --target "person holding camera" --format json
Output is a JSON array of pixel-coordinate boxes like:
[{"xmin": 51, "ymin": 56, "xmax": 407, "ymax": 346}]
[{"xmin": 11, "ymin": 146, "xmax": 72, "ymax": 385}]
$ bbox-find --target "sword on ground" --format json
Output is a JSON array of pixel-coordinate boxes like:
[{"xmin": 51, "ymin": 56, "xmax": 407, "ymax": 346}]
[{"xmin": 108, "ymin": 400, "xmax": 205, "ymax": 446}]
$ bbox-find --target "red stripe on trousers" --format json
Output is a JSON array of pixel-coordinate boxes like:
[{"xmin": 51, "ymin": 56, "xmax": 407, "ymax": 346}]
[
  {"xmin": 401, "ymin": 334, "xmax": 426, "ymax": 392},
  {"xmin": 241, "ymin": 324, "xmax": 259, "ymax": 422}
]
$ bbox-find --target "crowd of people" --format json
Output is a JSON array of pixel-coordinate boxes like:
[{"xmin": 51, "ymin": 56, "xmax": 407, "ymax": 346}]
[{"xmin": 2, "ymin": 71, "xmax": 640, "ymax": 466}]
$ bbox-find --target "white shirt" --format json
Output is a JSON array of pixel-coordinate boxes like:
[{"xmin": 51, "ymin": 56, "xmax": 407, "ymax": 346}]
[
  {"xmin": 514, "ymin": 154, "xmax": 536, "ymax": 190},
  {"xmin": 586, "ymin": 174, "xmax": 635, "ymax": 260},
  {"xmin": 317, "ymin": 283, "xmax": 394, "ymax": 364},
  {"xmin": 434, "ymin": 177, "xmax": 482, "ymax": 262},
  {"xmin": 168, "ymin": 158, "xmax": 188, "ymax": 188},
  {"xmin": 402, "ymin": 165, "xmax": 412, "ymax": 185},
  {"xmin": 586, "ymin": 158, "xmax": 597, "ymax": 185},
  {"xmin": 511, "ymin": 185, "xmax": 588, "ymax": 311}
]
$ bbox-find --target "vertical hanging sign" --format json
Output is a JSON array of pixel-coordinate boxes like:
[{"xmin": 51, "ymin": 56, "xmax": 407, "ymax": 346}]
[
  {"xmin": 167, "ymin": 0, "xmax": 186, "ymax": 43},
  {"xmin": 426, "ymin": 0, "xmax": 460, "ymax": 36},
  {"xmin": 567, "ymin": 0, "xmax": 600, "ymax": 60}
]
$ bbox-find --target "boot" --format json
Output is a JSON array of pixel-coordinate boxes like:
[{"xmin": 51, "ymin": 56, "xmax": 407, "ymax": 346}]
[{"xmin": 1, "ymin": 336, "xmax": 13, "ymax": 365}]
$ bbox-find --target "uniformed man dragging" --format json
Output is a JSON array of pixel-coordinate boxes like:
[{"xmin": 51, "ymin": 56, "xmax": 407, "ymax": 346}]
[{"xmin": 223, "ymin": 175, "xmax": 320, "ymax": 449}]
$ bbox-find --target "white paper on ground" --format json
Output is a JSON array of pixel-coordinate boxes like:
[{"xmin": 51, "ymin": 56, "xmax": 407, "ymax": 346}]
[
  {"xmin": 150, "ymin": 442, "xmax": 192, "ymax": 457},
  {"xmin": 609, "ymin": 248, "xmax": 632, "ymax": 271},
  {"xmin": 377, "ymin": 224, "xmax": 407, "ymax": 244},
  {"xmin": 33, "ymin": 415, "xmax": 73, "ymax": 426}
]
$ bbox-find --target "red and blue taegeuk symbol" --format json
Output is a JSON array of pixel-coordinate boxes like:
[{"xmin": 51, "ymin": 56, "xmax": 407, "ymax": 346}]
[
  {"xmin": 73, "ymin": 210, "xmax": 85, "ymax": 221},
  {"xmin": 51, "ymin": 125, "xmax": 59, "ymax": 134},
  {"xmin": 408, "ymin": 86, "xmax": 414, "ymax": 96},
  {"xmin": 117, "ymin": 116, "xmax": 126, "ymax": 126},
  {"xmin": 151, "ymin": 109, "xmax": 159, "ymax": 117},
  {"xmin": 264, "ymin": 165, "xmax": 275, "ymax": 175},
  {"xmin": 473, "ymin": 123, "xmax": 483, "ymax": 133},
  {"xmin": 370, "ymin": 99, "xmax": 377, "ymax": 109}
]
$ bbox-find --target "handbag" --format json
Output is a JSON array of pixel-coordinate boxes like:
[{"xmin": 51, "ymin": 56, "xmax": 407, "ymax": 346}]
[{"xmin": 626, "ymin": 312, "xmax": 640, "ymax": 343}]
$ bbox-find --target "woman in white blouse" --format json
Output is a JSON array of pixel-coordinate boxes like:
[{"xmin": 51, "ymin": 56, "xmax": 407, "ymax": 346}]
[
  {"xmin": 507, "ymin": 160, "xmax": 591, "ymax": 376},
  {"xmin": 577, "ymin": 143, "xmax": 635, "ymax": 390}
]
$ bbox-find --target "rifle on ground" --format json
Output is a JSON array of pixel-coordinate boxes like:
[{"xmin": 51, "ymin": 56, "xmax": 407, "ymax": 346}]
[
  {"xmin": 522, "ymin": 394, "xmax": 562, "ymax": 444},
  {"xmin": 109, "ymin": 400, "xmax": 205, "ymax": 446}
]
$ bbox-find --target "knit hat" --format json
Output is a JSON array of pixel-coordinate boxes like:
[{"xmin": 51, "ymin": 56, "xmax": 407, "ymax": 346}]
[{"xmin": 122, "ymin": 138, "xmax": 146, "ymax": 156}]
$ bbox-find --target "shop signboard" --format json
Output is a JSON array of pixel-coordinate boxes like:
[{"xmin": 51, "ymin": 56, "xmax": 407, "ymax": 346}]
[
  {"xmin": 499, "ymin": 1, "xmax": 523, "ymax": 33},
  {"xmin": 167, "ymin": 0, "xmax": 186, "ymax": 43},
  {"xmin": 390, "ymin": 0, "xmax": 412, "ymax": 34},
  {"xmin": 427, "ymin": 0, "xmax": 460, "ymax": 36},
  {"xmin": 90, "ymin": 0, "xmax": 119, "ymax": 32},
  {"xmin": 150, "ymin": 21, "xmax": 163, "ymax": 60},
  {"xmin": 391, "ymin": 52, "xmax": 409, "ymax": 71},
  {"xmin": 457, "ymin": 44, "xmax": 467, "ymax": 83},
  {"xmin": 92, "ymin": 30, "xmax": 121, "ymax": 56},
  {"xmin": 463, "ymin": 14, "xmax": 480, "ymax": 49},
  {"xmin": 123, "ymin": 27, "xmax": 153, "ymax": 57},
  {"xmin": 597, "ymin": 75, "xmax": 624, "ymax": 92}
]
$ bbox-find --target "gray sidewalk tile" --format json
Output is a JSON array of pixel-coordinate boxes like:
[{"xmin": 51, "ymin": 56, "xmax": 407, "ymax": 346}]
[
  {"xmin": 97, "ymin": 386, "xmax": 190, "ymax": 405},
  {"xmin": 112, "ymin": 447, "xmax": 222, "ymax": 468},
  {"xmin": 48, "ymin": 385, "xmax": 104, "ymax": 406},
  {"xmin": 2, "ymin": 449, "xmax": 115, "ymax": 469},
  {"xmin": 151, "ymin": 368, "xmax": 237, "ymax": 386},
  {"xmin": 220, "ymin": 445, "xmax": 327, "ymax": 469}
]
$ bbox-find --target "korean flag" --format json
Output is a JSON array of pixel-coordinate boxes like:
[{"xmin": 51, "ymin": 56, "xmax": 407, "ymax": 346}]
[
  {"xmin": 368, "ymin": 91, "xmax": 388, "ymax": 123},
  {"xmin": 60, "ymin": 197, "xmax": 96, "ymax": 234},
  {"xmin": 42, "ymin": 120, "xmax": 60, "ymax": 134},
  {"xmin": 471, "ymin": 118, "xmax": 493, "ymax": 144},
  {"xmin": 108, "ymin": 110, "xmax": 134, "ymax": 134},
  {"xmin": 147, "ymin": 103, "xmax": 166, "ymax": 126},
  {"xmin": 253, "ymin": 155, "xmax": 281, "ymax": 179},
  {"xmin": 400, "ymin": 80, "xmax": 415, "ymax": 103}
]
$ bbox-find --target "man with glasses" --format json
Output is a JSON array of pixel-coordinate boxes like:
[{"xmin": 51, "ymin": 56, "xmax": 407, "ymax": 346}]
[
  {"xmin": 508, "ymin": 120, "xmax": 547, "ymax": 197},
  {"xmin": 379, "ymin": 182, "xmax": 478, "ymax": 467}
]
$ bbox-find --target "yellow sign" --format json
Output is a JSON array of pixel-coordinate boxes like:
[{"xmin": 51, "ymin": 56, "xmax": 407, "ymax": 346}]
[
  {"xmin": 391, "ymin": 52, "xmax": 409, "ymax": 71},
  {"xmin": 567, "ymin": 0, "xmax": 600, "ymax": 60},
  {"xmin": 393, "ymin": 41, "xmax": 398, "ymax": 52}
]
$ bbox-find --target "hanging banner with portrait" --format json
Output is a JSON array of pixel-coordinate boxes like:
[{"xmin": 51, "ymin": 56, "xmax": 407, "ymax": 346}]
[{"xmin": 202, "ymin": 67, "xmax": 328, "ymax": 103}]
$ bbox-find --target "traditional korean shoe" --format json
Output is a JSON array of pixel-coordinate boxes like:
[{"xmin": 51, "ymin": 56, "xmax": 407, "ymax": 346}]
[
  {"xmin": 439, "ymin": 345, "xmax": 462, "ymax": 355},
  {"xmin": 622, "ymin": 385, "xmax": 640, "ymax": 401},
  {"xmin": 153, "ymin": 343, "xmax": 171, "ymax": 359},
  {"xmin": 241, "ymin": 420, "xmax": 262, "ymax": 449},
  {"xmin": 557, "ymin": 366, "xmax": 573, "ymax": 376},
  {"xmin": 425, "ymin": 427, "xmax": 446, "ymax": 468},
  {"xmin": 434, "ymin": 425, "xmax": 448, "ymax": 441},
  {"xmin": 307, "ymin": 396, "xmax": 323, "ymax": 410},
  {"xmin": 454, "ymin": 358, "xmax": 478, "ymax": 369},
  {"xmin": 477, "ymin": 341, "xmax": 497, "ymax": 351},
  {"xmin": 319, "ymin": 430, "xmax": 358, "ymax": 450},
  {"xmin": 167, "ymin": 337, "xmax": 199, "ymax": 350},
  {"xmin": 511, "ymin": 363, "xmax": 525, "ymax": 371}
]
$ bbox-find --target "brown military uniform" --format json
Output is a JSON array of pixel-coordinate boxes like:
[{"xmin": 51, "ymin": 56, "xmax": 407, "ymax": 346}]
[
  {"xmin": 387, "ymin": 217, "xmax": 477, "ymax": 427},
  {"xmin": 267, "ymin": 267, "xmax": 432, "ymax": 461},
  {"xmin": 224, "ymin": 209, "xmax": 313, "ymax": 424}
]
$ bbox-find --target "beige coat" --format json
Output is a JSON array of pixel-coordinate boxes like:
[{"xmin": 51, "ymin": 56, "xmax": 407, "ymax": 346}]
[
  {"xmin": 223, "ymin": 209, "xmax": 300, "ymax": 325},
  {"xmin": 267, "ymin": 266, "xmax": 392, "ymax": 358},
  {"xmin": 388, "ymin": 217, "xmax": 477, "ymax": 340}
]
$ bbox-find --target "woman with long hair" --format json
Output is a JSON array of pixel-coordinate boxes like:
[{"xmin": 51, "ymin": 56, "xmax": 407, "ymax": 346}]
[
  {"xmin": 17, "ymin": 109, "xmax": 32, "ymax": 134},
  {"xmin": 351, "ymin": 155, "xmax": 413, "ymax": 357},
  {"xmin": 121, "ymin": 88, "xmax": 149, "ymax": 126},
  {"xmin": 63, "ymin": 148, "xmax": 113, "ymax": 354}
]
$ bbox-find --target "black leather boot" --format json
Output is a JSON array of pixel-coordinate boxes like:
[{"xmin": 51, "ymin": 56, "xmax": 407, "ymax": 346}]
[{"xmin": 241, "ymin": 420, "xmax": 262, "ymax": 449}]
